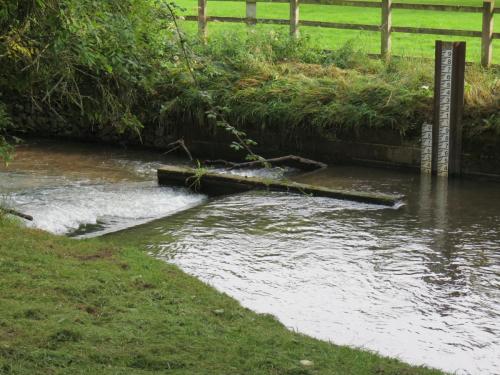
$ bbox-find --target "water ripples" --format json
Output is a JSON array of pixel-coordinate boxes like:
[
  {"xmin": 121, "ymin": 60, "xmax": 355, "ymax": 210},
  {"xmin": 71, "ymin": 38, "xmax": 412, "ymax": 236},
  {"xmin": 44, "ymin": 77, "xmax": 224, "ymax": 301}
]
[{"xmin": 151, "ymin": 191, "xmax": 500, "ymax": 375}]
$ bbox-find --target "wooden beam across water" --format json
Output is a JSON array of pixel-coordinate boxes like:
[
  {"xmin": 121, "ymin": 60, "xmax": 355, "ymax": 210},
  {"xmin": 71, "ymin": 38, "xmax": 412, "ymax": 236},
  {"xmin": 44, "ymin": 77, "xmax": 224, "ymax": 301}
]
[{"xmin": 157, "ymin": 166, "xmax": 403, "ymax": 207}]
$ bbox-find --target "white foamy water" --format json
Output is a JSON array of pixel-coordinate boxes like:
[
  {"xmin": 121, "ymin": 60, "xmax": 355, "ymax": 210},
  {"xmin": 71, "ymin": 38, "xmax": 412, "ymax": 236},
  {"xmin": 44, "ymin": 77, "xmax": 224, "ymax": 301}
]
[
  {"xmin": 10, "ymin": 181, "xmax": 205, "ymax": 236},
  {"xmin": 215, "ymin": 167, "xmax": 297, "ymax": 180},
  {"xmin": 0, "ymin": 142, "xmax": 206, "ymax": 237}
]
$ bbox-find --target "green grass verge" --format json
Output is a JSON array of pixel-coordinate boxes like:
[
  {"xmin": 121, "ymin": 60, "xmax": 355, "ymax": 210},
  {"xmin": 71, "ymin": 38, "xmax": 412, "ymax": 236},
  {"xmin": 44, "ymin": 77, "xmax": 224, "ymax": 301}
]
[
  {"xmin": 157, "ymin": 33, "xmax": 498, "ymax": 143},
  {"xmin": 0, "ymin": 216, "xmax": 446, "ymax": 374},
  {"xmin": 174, "ymin": 0, "xmax": 500, "ymax": 64}
]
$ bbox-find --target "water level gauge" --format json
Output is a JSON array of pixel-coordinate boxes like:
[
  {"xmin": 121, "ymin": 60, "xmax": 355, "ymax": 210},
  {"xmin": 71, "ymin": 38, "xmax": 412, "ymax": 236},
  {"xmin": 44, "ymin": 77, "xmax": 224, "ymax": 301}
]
[{"xmin": 430, "ymin": 41, "xmax": 466, "ymax": 177}]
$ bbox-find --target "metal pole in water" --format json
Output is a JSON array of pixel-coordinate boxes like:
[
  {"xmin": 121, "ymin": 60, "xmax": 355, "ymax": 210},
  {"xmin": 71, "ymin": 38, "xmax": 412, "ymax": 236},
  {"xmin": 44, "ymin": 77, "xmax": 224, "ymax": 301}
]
[{"xmin": 431, "ymin": 41, "xmax": 466, "ymax": 177}]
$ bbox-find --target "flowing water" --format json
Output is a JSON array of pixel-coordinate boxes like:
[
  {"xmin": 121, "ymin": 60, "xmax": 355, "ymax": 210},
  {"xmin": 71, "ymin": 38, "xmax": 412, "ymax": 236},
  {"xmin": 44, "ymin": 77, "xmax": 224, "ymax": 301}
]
[
  {"xmin": 0, "ymin": 140, "xmax": 206, "ymax": 236},
  {"xmin": 1, "ymin": 140, "xmax": 499, "ymax": 375}
]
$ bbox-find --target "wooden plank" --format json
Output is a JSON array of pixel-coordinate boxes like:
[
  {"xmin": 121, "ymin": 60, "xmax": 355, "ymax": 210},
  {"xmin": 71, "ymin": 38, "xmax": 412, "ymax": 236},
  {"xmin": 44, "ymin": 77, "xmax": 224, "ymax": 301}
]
[
  {"xmin": 204, "ymin": 16, "xmax": 288, "ymax": 25},
  {"xmin": 212, "ymin": 0, "xmax": 381, "ymax": 7},
  {"xmin": 300, "ymin": 20, "xmax": 379, "ymax": 31},
  {"xmin": 481, "ymin": 1, "xmax": 495, "ymax": 67},
  {"xmin": 246, "ymin": 0, "xmax": 257, "ymax": 25},
  {"xmin": 256, "ymin": 18, "xmax": 291, "ymax": 24},
  {"xmin": 207, "ymin": 16, "xmax": 247, "ymax": 22},
  {"xmin": 157, "ymin": 166, "xmax": 403, "ymax": 206},
  {"xmin": 392, "ymin": 26, "xmax": 482, "ymax": 38},
  {"xmin": 392, "ymin": 3, "xmax": 483, "ymax": 13},
  {"xmin": 198, "ymin": 0, "xmax": 208, "ymax": 38},
  {"xmin": 185, "ymin": 15, "xmax": 485, "ymax": 40},
  {"xmin": 205, "ymin": 0, "xmax": 483, "ymax": 12},
  {"xmin": 300, "ymin": 0, "xmax": 381, "ymax": 6},
  {"xmin": 290, "ymin": 0, "xmax": 300, "ymax": 38},
  {"xmin": 381, "ymin": 0, "xmax": 392, "ymax": 61},
  {"xmin": 450, "ymin": 42, "xmax": 466, "ymax": 176}
]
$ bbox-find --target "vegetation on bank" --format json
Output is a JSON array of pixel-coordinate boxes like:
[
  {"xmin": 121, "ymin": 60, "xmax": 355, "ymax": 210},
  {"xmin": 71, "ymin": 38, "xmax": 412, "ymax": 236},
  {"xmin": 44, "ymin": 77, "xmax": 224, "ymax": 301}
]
[
  {"xmin": 0, "ymin": 0, "xmax": 498, "ymax": 163},
  {"xmin": 0, "ymin": 216, "xmax": 447, "ymax": 375},
  {"xmin": 0, "ymin": 102, "xmax": 13, "ymax": 163},
  {"xmin": 179, "ymin": 35, "xmax": 498, "ymax": 139},
  {"xmin": 175, "ymin": 0, "xmax": 500, "ymax": 64}
]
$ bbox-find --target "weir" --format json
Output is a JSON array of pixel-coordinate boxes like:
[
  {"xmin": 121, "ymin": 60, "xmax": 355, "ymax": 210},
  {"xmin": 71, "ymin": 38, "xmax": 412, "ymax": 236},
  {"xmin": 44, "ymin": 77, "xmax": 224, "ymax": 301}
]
[{"xmin": 157, "ymin": 165, "xmax": 403, "ymax": 207}]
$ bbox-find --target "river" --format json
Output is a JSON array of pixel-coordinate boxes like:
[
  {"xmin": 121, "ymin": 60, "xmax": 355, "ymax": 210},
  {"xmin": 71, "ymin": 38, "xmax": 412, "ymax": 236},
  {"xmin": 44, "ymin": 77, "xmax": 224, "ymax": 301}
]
[{"xmin": 1, "ymin": 140, "xmax": 499, "ymax": 375}]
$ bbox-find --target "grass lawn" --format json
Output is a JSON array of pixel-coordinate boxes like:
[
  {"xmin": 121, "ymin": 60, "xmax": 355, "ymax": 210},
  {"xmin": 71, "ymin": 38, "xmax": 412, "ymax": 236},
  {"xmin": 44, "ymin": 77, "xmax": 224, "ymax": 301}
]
[
  {"xmin": 0, "ymin": 215, "xmax": 448, "ymax": 375},
  {"xmin": 174, "ymin": 0, "xmax": 500, "ymax": 64}
]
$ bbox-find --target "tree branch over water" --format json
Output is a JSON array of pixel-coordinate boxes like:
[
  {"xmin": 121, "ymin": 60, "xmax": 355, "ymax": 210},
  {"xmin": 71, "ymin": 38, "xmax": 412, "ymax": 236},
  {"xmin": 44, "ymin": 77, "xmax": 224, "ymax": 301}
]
[
  {"xmin": 163, "ymin": 2, "xmax": 261, "ymax": 161},
  {"xmin": 204, "ymin": 155, "xmax": 327, "ymax": 172}
]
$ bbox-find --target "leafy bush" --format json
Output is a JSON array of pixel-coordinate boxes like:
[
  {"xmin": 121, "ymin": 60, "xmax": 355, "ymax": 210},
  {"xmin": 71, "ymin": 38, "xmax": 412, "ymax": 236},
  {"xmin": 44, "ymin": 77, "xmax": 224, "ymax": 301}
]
[
  {"xmin": 0, "ymin": 102, "xmax": 13, "ymax": 164},
  {"xmin": 0, "ymin": 0, "xmax": 181, "ymax": 135}
]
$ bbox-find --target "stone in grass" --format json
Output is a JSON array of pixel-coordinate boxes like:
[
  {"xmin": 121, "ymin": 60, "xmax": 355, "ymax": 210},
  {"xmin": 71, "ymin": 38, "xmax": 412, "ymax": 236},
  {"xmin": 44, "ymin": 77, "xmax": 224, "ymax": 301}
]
[
  {"xmin": 213, "ymin": 309, "xmax": 224, "ymax": 315},
  {"xmin": 299, "ymin": 359, "xmax": 314, "ymax": 367}
]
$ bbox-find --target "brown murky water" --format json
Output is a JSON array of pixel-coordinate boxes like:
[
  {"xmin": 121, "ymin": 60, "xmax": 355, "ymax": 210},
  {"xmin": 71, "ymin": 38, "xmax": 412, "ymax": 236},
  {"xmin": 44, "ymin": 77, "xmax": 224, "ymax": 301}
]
[{"xmin": 1, "ymin": 140, "xmax": 499, "ymax": 374}]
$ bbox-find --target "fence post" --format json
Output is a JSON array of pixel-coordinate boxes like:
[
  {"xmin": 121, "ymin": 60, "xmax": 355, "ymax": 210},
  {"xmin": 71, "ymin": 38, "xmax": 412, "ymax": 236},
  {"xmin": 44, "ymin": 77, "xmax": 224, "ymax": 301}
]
[
  {"xmin": 481, "ymin": 0, "xmax": 494, "ymax": 67},
  {"xmin": 246, "ymin": 0, "xmax": 257, "ymax": 25},
  {"xmin": 381, "ymin": 0, "xmax": 392, "ymax": 61},
  {"xmin": 290, "ymin": 0, "xmax": 300, "ymax": 38},
  {"xmin": 198, "ymin": 0, "xmax": 208, "ymax": 39}
]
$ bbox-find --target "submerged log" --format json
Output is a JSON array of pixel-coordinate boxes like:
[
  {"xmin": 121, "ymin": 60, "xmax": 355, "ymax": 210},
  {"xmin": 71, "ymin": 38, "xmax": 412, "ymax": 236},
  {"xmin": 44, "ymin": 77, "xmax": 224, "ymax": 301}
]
[
  {"xmin": 1, "ymin": 208, "xmax": 34, "ymax": 221},
  {"xmin": 157, "ymin": 166, "xmax": 403, "ymax": 207}
]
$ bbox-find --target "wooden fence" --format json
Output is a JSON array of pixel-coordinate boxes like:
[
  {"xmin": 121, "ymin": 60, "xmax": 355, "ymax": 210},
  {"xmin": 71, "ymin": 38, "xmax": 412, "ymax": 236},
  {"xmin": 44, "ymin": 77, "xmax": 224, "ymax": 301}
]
[{"xmin": 185, "ymin": 0, "xmax": 498, "ymax": 67}]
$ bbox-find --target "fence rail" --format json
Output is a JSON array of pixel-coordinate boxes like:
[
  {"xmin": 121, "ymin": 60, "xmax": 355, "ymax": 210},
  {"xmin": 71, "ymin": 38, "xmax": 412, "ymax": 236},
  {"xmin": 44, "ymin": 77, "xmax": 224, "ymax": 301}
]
[{"xmin": 188, "ymin": 0, "xmax": 497, "ymax": 67}]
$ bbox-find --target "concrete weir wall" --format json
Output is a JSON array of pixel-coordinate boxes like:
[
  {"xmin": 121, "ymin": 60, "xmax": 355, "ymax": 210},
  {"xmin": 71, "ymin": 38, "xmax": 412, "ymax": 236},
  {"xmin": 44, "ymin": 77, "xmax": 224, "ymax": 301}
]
[
  {"xmin": 188, "ymin": 137, "xmax": 422, "ymax": 169},
  {"xmin": 18, "ymin": 111, "xmax": 500, "ymax": 178},
  {"xmin": 144, "ymin": 121, "xmax": 500, "ymax": 177}
]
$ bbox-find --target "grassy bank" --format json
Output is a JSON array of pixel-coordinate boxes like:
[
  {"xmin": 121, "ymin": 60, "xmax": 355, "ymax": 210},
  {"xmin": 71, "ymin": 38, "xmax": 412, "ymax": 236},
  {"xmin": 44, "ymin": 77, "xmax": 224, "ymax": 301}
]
[
  {"xmin": 0, "ymin": 216, "xmax": 446, "ymax": 374},
  {"xmin": 157, "ymin": 34, "xmax": 499, "ymax": 145},
  {"xmin": 175, "ymin": 0, "xmax": 500, "ymax": 64}
]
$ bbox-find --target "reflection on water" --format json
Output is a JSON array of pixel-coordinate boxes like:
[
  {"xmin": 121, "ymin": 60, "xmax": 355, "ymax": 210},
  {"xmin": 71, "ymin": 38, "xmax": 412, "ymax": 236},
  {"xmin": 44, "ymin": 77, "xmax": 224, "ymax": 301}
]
[
  {"xmin": 132, "ymin": 167, "xmax": 499, "ymax": 375},
  {"xmin": 1, "ymin": 141, "xmax": 499, "ymax": 374}
]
